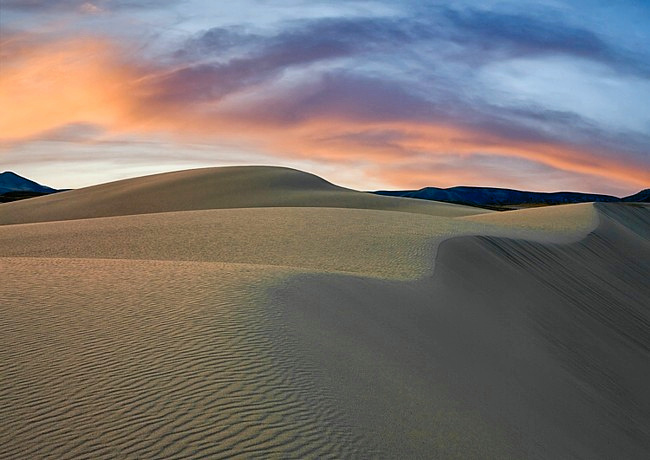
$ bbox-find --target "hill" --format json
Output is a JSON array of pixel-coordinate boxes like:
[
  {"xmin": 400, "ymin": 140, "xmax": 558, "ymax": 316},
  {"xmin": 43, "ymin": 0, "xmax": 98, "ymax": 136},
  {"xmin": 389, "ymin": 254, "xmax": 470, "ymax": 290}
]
[
  {"xmin": 0, "ymin": 171, "xmax": 58, "ymax": 202},
  {"xmin": 622, "ymin": 188, "xmax": 650, "ymax": 203},
  {"xmin": 374, "ymin": 185, "xmax": 648, "ymax": 209}
]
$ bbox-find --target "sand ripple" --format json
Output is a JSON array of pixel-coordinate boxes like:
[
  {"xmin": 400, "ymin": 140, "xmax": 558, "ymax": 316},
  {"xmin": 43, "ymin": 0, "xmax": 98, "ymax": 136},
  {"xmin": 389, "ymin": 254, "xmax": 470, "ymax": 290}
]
[{"xmin": 0, "ymin": 258, "xmax": 367, "ymax": 459}]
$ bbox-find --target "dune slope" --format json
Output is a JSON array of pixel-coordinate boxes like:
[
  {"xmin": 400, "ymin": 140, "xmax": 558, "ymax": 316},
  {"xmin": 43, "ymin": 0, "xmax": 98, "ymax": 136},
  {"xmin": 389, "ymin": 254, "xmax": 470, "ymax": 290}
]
[
  {"xmin": 0, "ymin": 204, "xmax": 598, "ymax": 279},
  {"xmin": 0, "ymin": 258, "xmax": 371, "ymax": 458},
  {"xmin": 0, "ymin": 166, "xmax": 488, "ymax": 225},
  {"xmin": 0, "ymin": 207, "xmax": 460, "ymax": 279},
  {"xmin": 272, "ymin": 203, "xmax": 650, "ymax": 458}
]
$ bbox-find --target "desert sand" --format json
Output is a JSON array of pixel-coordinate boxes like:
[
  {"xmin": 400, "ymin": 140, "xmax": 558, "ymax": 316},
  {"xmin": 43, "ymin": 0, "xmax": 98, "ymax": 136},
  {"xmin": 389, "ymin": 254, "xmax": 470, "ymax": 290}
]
[
  {"xmin": 0, "ymin": 166, "xmax": 487, "ymax": 226},
  {"xmin": 1, "ymin": 166, "xmax": 648, "ymax": 458}
]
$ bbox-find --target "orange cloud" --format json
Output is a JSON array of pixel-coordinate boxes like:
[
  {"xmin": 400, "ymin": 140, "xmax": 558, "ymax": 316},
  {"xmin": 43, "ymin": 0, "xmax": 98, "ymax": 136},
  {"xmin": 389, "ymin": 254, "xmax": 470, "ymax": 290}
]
[
  {"xmin": 0, "ymin": 35, "xmax": 136, "ymax": 141},
  {"xmin": 233, "ymin": 118, "xmax": 650, "ymax": 190}
]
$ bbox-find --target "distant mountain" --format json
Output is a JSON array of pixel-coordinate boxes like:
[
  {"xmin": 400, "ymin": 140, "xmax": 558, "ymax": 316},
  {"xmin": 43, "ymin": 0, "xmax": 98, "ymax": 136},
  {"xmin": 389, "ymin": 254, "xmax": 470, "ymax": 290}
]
[
  {"xmin": 0, "ymin": 172, "xmax": 58, "ymax": 202},
  {"xmin": 374, "ymin": 186, "xmax": 649, "ymax": 209},
  {"xmin": 0, "ymin": 171, "xmax": 57, "ymax": 194},
  {"xmin": 622, "ymin": 189, "xmax": 650, "ymax": 203}
]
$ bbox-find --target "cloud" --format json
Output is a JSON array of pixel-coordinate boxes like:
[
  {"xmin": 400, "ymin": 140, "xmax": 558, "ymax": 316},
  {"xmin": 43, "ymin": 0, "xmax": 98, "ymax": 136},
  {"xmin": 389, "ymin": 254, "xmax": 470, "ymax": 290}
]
[
  {"xmin": 215, "ymin": 72, "xmax": 445, "ymax": 125},
  {"xmin": 2, "ymin": 4, "xmax": 648, "ymax": 195},
  {"xmin": 367, "ymin": 152, "xmax": 639, "ymax": 196},
  {"xmin": 440, "ymin": 6, "xmax": 646, "ymax": 75},
  {"xmin": 148, "ymin": 31, "xmax": 356, "ymax": 105},
  {"xmin": 443, "ymin": 8, "xmax": 606, "ymax": 56},
  {"xmin": 79, "ymin": 2, "xmax": 104, "ymax": 14},
  {"xmin": 0, "ymin": 35, "xmax": 138, "ymax": 141},
  {"xmin": 1, "ymin": 0, "xmax": 175, "ymax": 11},
  {"xmin": 174, "ymin": 8, "xmax": 649, "ymax": 76},
  {"xmin": 211, "ymin": 69, "xmax": 649, "ymax": 180}
]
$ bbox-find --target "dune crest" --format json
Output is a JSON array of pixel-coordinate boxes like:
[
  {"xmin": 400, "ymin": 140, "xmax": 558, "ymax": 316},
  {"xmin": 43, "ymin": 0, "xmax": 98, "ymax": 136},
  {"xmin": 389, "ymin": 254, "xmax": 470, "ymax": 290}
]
[{"xmin": 0, "ymin": 166, "xmax": 488, "ymax": 225}]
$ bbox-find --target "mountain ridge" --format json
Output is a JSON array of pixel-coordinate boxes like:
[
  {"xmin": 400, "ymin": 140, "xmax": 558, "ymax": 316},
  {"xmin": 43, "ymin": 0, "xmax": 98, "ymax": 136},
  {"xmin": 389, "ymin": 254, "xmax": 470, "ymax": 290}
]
[
  {"xmin": 0, "ymin": 171, "xmax": 57, "ymax": 194},
  {"xmin": 374, "ymin": 185, "xmax": 649, "ymax": 209},
  {"xmin": 0, "ymin": 171, "xmax": 60, "ymax": 203}
]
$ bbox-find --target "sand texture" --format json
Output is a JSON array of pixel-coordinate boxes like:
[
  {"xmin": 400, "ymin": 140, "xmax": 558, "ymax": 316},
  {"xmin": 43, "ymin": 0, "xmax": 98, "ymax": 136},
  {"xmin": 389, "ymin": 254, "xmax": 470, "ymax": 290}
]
[
  {"xmin": 1, "ymin": 166, "xmax": 648, "ymax": 458},
  {"xmin": 1, "ymin": 258, "xmax": 368, "ymax": 458}
]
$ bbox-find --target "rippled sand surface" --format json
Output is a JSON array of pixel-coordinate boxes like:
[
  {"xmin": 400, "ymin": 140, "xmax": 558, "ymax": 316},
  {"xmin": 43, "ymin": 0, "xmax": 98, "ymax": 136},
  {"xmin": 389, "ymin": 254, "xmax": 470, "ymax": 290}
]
[{"xmin": 1, "ymin": 258, "xmax": 368, "ymax": 458}]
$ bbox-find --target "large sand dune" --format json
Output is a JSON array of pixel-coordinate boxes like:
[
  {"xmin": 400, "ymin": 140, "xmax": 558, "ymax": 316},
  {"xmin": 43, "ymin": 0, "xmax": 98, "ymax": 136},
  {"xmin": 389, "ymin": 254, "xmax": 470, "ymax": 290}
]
[
  {"xmin": 1, "ymin": 166, "xmax": 648, "ymax": 458},
  {"xmin": 0, "ymin": 166, "xmax": 487, "ymax": 225}
]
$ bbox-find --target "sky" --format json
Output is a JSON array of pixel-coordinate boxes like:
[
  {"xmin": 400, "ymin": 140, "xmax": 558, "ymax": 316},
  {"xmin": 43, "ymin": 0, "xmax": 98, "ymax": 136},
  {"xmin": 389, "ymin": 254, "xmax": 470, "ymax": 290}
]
[{"xmin": 1, "ymin": 0, "xmax": 649, "ymax": 195}]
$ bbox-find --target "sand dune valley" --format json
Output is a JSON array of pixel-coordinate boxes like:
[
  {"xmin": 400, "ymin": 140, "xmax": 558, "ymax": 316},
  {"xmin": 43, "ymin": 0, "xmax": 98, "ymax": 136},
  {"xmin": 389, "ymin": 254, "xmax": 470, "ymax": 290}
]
[{"xmin": 0, "ymin": 166, "xmax": 649, "ymax": 459}]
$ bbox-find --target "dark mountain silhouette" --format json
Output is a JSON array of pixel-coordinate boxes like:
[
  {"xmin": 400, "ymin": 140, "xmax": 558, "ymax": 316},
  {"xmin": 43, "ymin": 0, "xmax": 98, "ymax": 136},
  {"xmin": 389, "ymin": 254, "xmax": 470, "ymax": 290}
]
[
  {"xmin": 374, "ymin": 186, "xmax": 649, "ymax": 209},
  {"xmin": 0, "ymin": 171, "xmax": 57, "ymax": 194},
  {"xmin": 622, "ymin": 189, "xmax": 650, "ymax": 203},
  {"xmin": 0, "ymin": 171, "xmax": 59, "ymax": 202}
]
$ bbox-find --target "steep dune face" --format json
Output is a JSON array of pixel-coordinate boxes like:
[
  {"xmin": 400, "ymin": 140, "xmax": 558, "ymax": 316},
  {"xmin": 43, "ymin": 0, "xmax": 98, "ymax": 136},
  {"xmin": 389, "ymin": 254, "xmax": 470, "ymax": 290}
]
[
  {"xmin": 273, "ymin": 203, "xmax": 650, "ymax": 458},
  {"xmin": 0, "ymin": 166, "xmax": 488, "ymax": 225},
  {"xmin": 429, "ymin": 203, "xmax": 650, "ymax": 458}
]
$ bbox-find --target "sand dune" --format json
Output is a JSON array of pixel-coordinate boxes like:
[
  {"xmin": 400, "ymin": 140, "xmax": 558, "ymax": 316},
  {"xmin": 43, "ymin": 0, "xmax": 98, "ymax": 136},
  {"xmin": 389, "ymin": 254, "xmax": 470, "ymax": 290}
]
[
  {"xmin": 1, "ymin": 166, "xmax": 648, "ymax": 458},
  {"xmin": 0, "ymin": 166, "xmax": 487, "ymax": 225},
  {"xmin": 274, "ymin": 202, "xmax": 650, "ymax": 458},
  {"xmin": 0, "ymin": 204, "xmax": 602, "ymax": 279},
  {"xmin": 462, "ymin": 201, "xmax": 599, "ymax": 240},
  {"xmin": 0, "ymin": 207, "xmax": 453, "ymax": 279}
]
